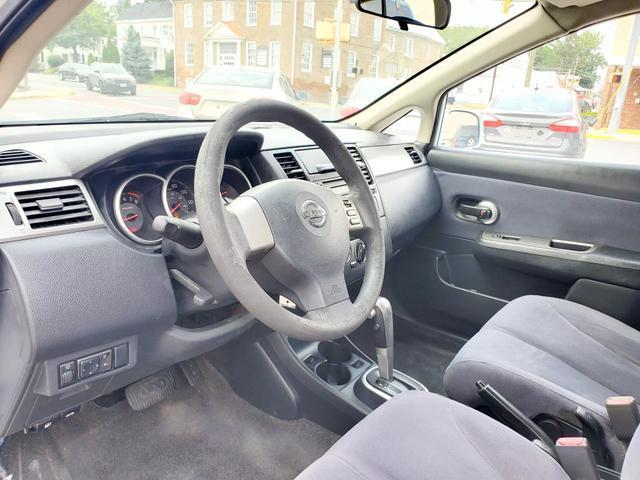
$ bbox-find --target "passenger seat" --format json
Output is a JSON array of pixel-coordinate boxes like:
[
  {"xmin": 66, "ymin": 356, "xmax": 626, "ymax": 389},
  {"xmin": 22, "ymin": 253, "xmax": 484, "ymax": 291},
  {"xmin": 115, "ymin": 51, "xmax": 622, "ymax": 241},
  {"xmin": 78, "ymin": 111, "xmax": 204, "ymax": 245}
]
[{"xmin": 444, "ymin": 295, "xmax": 640, "ymax": 469}]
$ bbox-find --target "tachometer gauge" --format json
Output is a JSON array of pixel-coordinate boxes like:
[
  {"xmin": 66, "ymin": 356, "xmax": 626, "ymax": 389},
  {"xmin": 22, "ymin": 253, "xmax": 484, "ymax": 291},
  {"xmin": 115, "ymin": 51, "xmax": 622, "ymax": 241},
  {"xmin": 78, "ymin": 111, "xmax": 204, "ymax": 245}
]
[{"xmin": 114, "ymin": 174, "xmax": 164, "ymax": 245}]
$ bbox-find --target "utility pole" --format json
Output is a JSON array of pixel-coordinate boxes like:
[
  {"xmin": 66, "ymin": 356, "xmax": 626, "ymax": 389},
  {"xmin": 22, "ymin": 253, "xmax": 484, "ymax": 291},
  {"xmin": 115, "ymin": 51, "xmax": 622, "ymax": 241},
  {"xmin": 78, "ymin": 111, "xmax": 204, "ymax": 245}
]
[
  {"xmin": 330, "ymin": 0, "xmax": 343, "ymax": 115},
  {"xmin": 524, "ymin": 49, "xmax": 536, "ymax": 87},
  {"xmin": 290, "ymin": 0, "xmax": 298, "ymax": 85},
  {"xmin": 608, "ymin": 14, "xmax": 640, "ymax": 134}
]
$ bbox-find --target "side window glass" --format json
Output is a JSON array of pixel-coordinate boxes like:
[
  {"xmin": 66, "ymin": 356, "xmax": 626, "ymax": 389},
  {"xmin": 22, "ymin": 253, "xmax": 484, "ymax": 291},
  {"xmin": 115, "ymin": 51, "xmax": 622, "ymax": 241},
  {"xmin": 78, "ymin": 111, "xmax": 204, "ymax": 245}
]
[
  {"xmin": 438, "ymin": 14, "xmax": 639, "ymax": 162},
  {"xmin": 383, "ymin": 110, "xmax": 422, "ymax": 142}
]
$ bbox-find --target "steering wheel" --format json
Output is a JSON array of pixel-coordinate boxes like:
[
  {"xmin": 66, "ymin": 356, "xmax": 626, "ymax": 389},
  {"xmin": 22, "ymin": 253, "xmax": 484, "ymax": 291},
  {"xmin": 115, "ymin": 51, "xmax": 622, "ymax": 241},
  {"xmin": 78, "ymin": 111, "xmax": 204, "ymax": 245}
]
[{"xmin": 194, "ymin": 99, "xmax": 385, "ymax": 341}]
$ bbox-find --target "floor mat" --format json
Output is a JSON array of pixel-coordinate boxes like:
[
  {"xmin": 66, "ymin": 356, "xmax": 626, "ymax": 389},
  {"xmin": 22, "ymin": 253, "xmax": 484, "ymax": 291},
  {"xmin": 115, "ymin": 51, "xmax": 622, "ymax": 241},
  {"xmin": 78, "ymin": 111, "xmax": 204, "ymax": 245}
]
[
  {"xmin": 348, "ymin": 316, "xmax": 467, "ymax": 394},
  {"xmin": 0, "ymin": 359, "xmax": 338, "ymax": 480}
]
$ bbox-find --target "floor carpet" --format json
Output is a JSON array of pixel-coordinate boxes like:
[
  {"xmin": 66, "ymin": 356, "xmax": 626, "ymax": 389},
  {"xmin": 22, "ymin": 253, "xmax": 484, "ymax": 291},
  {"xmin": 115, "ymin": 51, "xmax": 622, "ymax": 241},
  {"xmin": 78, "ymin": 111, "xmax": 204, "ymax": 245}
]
[{"xmin": 0, "ymin": 359, "xmax": 338, "ymax": 480}]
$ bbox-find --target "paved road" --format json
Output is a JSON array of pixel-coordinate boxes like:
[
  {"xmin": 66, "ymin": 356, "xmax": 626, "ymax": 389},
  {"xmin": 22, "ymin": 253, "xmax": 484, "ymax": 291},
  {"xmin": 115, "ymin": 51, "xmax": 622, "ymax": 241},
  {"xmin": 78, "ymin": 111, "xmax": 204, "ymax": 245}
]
[{"xmin": 2, "ymin": 73, "xmax": 180, "ymax": 122}]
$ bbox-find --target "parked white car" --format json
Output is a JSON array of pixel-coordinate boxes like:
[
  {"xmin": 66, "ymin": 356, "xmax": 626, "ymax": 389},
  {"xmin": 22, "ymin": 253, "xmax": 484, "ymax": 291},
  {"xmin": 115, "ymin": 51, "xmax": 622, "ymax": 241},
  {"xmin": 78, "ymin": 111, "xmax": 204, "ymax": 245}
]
[{"xmin": 178, "ymin": 66, "xmax": 299, "ymax": 119}]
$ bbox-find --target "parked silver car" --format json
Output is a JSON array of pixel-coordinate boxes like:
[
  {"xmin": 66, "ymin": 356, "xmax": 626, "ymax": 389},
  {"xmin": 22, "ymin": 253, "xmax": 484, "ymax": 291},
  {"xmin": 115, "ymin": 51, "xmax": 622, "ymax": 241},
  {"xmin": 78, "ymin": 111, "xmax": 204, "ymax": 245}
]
[{"xmin": 480, "ymin": 88, "xmax": 587, "ymax": 158}]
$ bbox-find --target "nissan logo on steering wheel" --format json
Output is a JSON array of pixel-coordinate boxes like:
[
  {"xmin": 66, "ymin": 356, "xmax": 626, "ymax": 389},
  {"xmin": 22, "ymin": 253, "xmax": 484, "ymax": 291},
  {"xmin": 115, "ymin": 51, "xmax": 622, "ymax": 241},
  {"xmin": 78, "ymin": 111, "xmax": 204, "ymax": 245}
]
[{"xmin": 301, "ymin": 200, "xmax": 328, "ymax": 228}]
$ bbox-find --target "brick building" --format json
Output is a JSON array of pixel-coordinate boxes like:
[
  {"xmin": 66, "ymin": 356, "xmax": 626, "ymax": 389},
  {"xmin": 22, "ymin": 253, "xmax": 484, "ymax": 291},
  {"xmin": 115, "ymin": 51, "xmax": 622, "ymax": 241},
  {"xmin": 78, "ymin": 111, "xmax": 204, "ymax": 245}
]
[
  {"xmin": 173, "ymin": 0, "xmax": 443, "ymax": 101},
  {"xmin": 599, "ymin": 16, "xmax": 640, "ymax": 129}
]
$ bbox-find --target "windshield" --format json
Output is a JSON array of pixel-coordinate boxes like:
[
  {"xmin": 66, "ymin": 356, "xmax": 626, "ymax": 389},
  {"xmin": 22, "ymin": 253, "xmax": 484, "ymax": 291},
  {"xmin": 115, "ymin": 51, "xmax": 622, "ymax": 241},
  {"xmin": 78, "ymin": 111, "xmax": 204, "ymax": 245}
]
[
  {"xmin": 196, "ymin": 69, "xmax": 274, "ymax": 89},
  {"xmin": 97, "ymin": 63, "xmax": 128, "ymax": 74},
  {"xmin": 491, "ymin": 89, "xmax": 573, "ymax": 114},
  {"xmin": 0, "ymin": 0, "xmax": 533, "ymax": 125}
]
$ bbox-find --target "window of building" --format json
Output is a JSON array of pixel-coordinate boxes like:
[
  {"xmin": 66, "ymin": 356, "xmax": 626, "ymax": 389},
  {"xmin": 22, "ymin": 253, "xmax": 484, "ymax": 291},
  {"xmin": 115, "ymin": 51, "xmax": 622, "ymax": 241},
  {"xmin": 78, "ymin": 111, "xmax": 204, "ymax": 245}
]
[
  {"xmin": 301, "ymin": 43, "xmax": 312, "ymax": 72},
  {"xmin": 246, "ymin": 41, "xmax": 257, "ymax": 66},
  {"xmin": 271, "ymin": 0, "xmax": 283, "ymax": 26},
  {"xmin": 257, "ymin": 46, "xmax": 268, "ymax": 66},
  {"xmin": 350, "ymin": 12, "xmax": 359, "ymax": 37},
  {"xmin": 204, "ymin": 2, "xmax": 213, "ymax": 27},
  {"xmin": 321, "ymin": 50, "xmax": 333, "ymax": 69},
  {"xmin": 185, "ymin": 41, "xmax": 194, "ymax": 66},
  {"xmin": 303, "ymin": 1, "xmax": 315, "ymax": 28},
  {"xmin": 270, "ymin": 41, "xmax": 281, "ymax": 68},
  {"xmin": 184, "ymin": 3, "xmax": 193, "ymax": 28},
  {"xmin": 222, "ymin": 0, "xmax": 234, "ymax": 21},
  {"xmin": 247, "ymin": 0, "xmax": 257, "ymax": 26},
  {"xmin": 373, "ymin": 18, "xmax": 382, "ymax": 42},
  {"xmin": 404, "ymin": 37, "xmax": 414, "ymax": 57},
  {"xmin": 389, "ymin": 34, "xmax": 396, "ymax": 51},
  {"xmin": 370, "ymin": 54, "xmax": 379, "ymax": 77},
  {"xmin": 204, "ymin": 40, "xmax": 213, "ymax": 66},
  {"xmin": 347, "ymin": 51, "xmax": 357, "ymax": 77}
]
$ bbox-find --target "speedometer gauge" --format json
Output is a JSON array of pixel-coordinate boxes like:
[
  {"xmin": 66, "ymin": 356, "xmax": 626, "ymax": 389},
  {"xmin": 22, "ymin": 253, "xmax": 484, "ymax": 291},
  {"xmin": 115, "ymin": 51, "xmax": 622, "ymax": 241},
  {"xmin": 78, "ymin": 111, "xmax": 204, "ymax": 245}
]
[{"xmin": 163, "ymin": 165, "xmax": 252, "ymax": 218}]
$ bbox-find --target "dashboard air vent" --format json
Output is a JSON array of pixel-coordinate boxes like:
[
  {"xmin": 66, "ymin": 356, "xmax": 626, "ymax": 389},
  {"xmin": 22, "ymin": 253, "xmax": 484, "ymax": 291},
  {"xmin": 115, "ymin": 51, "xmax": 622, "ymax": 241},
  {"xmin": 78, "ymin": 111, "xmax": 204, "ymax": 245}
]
[
  {"xmin": 347, "ymin": 146, "xmax": 374, "ymax": 186},
  {"xmin": 0, "ymin": 149, "xmax": 44, "ymax": 166},
  {"xmin": 15, "ymin": 184, "xmax": 94, "ymax": 229},
  {"xmin": 273, "ymin": 151, "xmax": 307, "ymax": 180},
  {"xmin": 404, "ymin": 146, "xmax": 423, "ymax": 165}
]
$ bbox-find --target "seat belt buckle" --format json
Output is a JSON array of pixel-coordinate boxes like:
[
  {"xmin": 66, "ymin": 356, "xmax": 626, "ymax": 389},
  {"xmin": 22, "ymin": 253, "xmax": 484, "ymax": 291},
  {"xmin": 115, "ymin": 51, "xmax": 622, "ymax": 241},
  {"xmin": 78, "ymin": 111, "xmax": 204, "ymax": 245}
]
[
  {"xmin": 605, "ymin": 396, "xmax": 639, "ymax": 442},
  {"xmin": 555, "ymin": 437, "xmax": 599, "ymax": 480}
]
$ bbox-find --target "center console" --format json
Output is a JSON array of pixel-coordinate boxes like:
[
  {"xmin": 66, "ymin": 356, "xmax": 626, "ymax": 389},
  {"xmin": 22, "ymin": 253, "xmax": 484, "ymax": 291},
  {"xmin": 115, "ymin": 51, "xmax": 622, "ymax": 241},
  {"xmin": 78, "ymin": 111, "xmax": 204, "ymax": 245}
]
[{"xmin": 288, "ymin": 297, "xmax": 426, "ymax": 412}]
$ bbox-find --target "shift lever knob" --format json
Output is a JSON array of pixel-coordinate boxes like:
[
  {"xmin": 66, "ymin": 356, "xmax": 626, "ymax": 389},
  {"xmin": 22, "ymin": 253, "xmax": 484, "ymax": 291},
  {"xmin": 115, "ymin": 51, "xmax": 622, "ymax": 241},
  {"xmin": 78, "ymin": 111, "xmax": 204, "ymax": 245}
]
[{"xmin": 370, "ymin": 297, "xmax": 394, "ymax": 382}]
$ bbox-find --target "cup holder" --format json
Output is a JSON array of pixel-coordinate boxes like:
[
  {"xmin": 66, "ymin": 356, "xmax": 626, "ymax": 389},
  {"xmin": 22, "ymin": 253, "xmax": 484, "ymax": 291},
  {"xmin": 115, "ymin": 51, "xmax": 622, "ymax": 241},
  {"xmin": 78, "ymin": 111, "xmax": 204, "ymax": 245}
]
[{"xmin": 315, "ymin": 341, "xmax": 352, "ymax": 386}]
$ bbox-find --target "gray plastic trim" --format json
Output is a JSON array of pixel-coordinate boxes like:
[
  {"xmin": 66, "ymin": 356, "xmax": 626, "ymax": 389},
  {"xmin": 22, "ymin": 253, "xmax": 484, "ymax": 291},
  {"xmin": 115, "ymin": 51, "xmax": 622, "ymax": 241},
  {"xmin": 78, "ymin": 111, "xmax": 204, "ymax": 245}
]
[{"xmin": 0, "ymin": 179, "xmax": 104, "ymax": 243}]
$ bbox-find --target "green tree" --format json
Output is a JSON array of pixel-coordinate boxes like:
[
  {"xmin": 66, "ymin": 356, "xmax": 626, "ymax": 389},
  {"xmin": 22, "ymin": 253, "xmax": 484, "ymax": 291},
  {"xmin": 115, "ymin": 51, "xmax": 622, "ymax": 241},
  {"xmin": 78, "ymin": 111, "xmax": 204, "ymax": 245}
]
[
  {"xmin": 164, "ymin": 50, "xmax": 174, "ymax": 77},
  {"xmin": 87, "ymin": 52, "xmax": 95, "ymax": 65},
  {"xmin": 102, "ymin": 38, "xmax": 121, "ymax": 63},
  {"xmin": 121, "ymin": 26, "xmax": 152, "ymax": 82},
  {"xmin": 534, "ymin": 31, "xmax": 607, "ymax": 89},
  {"xmin": 439, "ymin": 26, "xmax": 487, "ymax": 55},
  {"xmin": 47, "ymin": 54, "xmax": 64, "ymax": 68},
  {"xmin": 49, "ymin": 3, "xmax": 115, "ymax": 61}
]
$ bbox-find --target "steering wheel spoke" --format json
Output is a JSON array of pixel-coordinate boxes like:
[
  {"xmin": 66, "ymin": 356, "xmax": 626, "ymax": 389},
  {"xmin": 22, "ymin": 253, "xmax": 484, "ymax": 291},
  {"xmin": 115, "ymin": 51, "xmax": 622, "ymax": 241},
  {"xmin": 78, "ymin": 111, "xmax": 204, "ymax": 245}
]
[{"xmin": 225, "ymin": 196, "xmax": 275, "ymax": 258}]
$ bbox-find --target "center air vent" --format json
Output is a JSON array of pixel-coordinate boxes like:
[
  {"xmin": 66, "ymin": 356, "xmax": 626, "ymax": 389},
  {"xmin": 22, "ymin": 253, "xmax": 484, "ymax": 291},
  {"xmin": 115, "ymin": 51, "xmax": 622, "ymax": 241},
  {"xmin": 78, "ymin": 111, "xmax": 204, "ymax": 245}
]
[
  {"xmin": 273, "ymin": 151, "xmax": 307, "ymax": 180},
  {"xmin": 0, "ymin": 149, "xmax": 44, "ymax": 166},
  {"xmin": 404, "ymin": 146, "xmax": 423, "ymax": 165},
  {"xmin": 347, "ymin": 146, "xmax": 374, "ymax": 186},
  {"xmin": 15, "ymin": 184, "xmax": 94, "ymax": 229}
]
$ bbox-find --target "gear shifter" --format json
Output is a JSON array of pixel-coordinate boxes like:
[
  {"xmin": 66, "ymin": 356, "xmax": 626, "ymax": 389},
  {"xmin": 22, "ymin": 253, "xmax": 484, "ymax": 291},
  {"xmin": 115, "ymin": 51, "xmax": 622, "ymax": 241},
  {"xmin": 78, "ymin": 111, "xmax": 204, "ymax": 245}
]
[
  {"xmin": 354, "ymin": 297, "xmax": 428, "ymax": 407},
  {"xmin": 370, "ymin": 297, "xmax": 394, "ymax": 382}
]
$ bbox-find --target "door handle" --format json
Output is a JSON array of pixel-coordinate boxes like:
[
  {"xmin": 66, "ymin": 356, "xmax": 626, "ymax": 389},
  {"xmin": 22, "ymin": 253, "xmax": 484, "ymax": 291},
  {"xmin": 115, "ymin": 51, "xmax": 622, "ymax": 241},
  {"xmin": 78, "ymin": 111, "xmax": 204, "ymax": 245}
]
[{"xmin": 455, "ymin": 199, "xmax": 499, "ymax": 225}]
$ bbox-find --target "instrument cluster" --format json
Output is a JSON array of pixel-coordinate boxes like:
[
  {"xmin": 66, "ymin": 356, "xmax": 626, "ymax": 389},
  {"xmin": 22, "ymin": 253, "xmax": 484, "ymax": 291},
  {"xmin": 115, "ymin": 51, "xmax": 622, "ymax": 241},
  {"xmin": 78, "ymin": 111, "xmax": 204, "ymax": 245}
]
[{"xmin": 113, "ymin": 164, "xmax": 252, "ymax": 245}]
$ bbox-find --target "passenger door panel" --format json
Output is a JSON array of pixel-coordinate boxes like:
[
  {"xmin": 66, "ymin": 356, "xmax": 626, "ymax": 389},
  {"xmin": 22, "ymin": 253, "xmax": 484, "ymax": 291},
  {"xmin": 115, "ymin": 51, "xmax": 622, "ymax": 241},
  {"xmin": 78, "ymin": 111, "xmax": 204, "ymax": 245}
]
[{"xmin": 387, "ymin": 148, "xmax": 640, "ymax": 336}]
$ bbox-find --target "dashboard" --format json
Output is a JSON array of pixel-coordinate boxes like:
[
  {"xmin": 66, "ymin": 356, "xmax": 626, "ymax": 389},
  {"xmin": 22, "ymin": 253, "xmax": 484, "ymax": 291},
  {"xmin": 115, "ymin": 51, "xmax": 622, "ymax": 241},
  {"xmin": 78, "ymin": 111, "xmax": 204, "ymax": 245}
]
[{"xmin": 0, "ymin": 121, "xmax": 441, "ymax": 438}]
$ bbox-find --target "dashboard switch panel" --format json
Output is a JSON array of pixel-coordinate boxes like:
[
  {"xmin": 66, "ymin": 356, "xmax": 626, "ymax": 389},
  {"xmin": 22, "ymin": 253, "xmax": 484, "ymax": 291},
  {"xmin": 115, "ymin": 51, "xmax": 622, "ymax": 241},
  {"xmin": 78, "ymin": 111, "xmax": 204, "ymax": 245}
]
[{"xmin": 58, "ymin": 343, "xmax": 129, "ymax": 388}]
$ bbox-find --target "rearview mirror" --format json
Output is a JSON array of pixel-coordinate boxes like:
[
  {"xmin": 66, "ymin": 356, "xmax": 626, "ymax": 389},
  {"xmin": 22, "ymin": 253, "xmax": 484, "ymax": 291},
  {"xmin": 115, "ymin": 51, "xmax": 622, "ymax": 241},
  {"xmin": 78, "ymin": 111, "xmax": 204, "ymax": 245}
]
[{"xmin": 356, "ymin": 0, "xmax": 451, "ymax": 30}]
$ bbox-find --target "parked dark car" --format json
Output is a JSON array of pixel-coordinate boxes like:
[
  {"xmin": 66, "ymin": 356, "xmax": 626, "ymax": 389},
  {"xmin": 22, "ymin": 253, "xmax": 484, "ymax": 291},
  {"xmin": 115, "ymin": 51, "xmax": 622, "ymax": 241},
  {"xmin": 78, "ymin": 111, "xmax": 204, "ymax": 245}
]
[
  {"xmin": 57, "ymin": 62, "xmax": 91, "ymax": 82},
  {"xmin": 86, "ymin": 63, "xmax": 137, "ymax": 95},
  {"xmin": 480, "ymin": 87, "xmax": 587, "ymax": 158}
]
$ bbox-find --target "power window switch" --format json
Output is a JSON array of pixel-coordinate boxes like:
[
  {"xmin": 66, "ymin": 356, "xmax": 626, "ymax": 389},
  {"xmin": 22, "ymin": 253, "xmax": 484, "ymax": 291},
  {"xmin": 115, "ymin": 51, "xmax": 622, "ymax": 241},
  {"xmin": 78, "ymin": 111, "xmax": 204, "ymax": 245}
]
[
  {"xmin": 114, "ymin": 344, "xmax": 129, "ymax": 369},
  {"xmin": 59, "ymin": 361, "xmax": 75, "ymax": 387}
]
